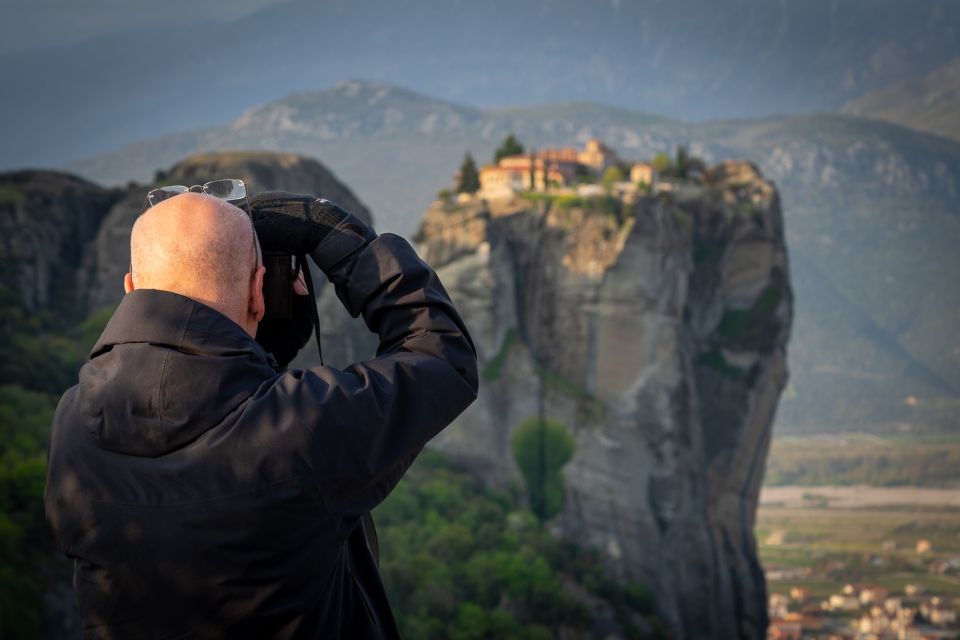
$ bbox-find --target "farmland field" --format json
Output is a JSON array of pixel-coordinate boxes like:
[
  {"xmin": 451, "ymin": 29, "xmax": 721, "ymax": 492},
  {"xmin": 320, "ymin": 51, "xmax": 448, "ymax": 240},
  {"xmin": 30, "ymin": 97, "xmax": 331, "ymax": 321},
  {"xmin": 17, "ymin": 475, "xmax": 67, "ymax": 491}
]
[
  {"xmin": 757, "ymin": 485, "xmax": 960, "ymax": 600},
  {"xmin": 764, "ymin": 434, "xmax": 960, "ymax": 487}
]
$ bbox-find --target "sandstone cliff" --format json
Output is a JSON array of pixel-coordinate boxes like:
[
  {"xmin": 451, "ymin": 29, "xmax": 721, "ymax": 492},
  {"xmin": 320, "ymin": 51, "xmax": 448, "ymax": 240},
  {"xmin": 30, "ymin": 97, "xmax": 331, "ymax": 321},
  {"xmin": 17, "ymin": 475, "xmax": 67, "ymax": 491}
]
[{"xmin": 415, "ymin": 162, "xmax": 792, "ymax": 639}]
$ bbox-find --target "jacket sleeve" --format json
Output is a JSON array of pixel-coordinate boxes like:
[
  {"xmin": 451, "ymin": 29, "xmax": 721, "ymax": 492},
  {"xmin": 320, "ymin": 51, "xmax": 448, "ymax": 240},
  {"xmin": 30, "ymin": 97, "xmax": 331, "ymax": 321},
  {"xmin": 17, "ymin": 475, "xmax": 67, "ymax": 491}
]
[{"xmin": 270, "ymin": 214, "xmax": 479, "ymax": 515}]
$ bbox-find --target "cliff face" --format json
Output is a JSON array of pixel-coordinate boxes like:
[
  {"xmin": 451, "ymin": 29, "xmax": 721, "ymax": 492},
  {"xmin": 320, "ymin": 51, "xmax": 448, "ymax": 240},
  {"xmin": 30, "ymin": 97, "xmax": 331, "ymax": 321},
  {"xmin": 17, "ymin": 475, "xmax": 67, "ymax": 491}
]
[
  {"xmin": 415, "ymin": 161, "xmax": 792, "ymax": 639},
  {"xmin": 0, "ymin": 171, "xmax": 119, "ymax": 314}
]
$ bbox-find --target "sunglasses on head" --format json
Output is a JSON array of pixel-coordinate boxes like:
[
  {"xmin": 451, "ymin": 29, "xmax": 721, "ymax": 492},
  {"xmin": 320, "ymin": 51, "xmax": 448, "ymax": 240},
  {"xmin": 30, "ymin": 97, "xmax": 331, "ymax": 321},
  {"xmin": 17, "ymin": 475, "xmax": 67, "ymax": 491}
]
[
  {"xmin": 146, "ymin": 179, "xmax": 248, "ymax": 209},
  {"xmin": 144, "ymin": 177, "xmax": 260, "ymax": 270}
]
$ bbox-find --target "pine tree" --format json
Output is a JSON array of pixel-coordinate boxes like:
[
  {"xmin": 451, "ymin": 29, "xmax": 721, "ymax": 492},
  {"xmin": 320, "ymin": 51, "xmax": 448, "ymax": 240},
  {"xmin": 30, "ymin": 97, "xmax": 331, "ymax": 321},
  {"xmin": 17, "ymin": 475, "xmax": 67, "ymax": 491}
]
[
  {"xmin": 457, "ymin": 152, "xmax": 480, "ymax": 194},
  {"xmin": 675, "ymin": 144, "xmax": 690, "ymax": 179},
  {"xmin": 494, "ymin": 134, "xmax": 525, "ymax": 164}
]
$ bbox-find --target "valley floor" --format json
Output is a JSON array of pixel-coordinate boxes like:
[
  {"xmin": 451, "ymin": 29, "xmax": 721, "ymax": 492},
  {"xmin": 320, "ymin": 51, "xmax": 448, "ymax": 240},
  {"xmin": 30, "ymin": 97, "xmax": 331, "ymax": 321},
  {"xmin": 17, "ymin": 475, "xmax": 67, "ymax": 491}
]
[{"xmin": 757, "ymin": 486, "xmax": 960, "ymax": 638}]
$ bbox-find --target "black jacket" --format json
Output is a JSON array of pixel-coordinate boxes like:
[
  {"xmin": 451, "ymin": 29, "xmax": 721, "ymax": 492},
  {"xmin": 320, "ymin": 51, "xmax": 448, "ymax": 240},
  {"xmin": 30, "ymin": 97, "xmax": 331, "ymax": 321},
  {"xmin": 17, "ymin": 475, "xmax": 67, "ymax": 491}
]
[{"xmin": 44, "ymin": 220, "xmax": 479, "ymax": 639}]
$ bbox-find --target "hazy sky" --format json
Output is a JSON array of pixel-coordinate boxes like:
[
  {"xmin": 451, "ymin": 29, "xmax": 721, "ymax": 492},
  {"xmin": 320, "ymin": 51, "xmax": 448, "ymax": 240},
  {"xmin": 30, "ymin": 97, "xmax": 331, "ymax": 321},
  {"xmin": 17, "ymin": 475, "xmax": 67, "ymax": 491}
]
[{"xmin": 0, "ymin": 0, "xmax": 291, "ymax": 53}]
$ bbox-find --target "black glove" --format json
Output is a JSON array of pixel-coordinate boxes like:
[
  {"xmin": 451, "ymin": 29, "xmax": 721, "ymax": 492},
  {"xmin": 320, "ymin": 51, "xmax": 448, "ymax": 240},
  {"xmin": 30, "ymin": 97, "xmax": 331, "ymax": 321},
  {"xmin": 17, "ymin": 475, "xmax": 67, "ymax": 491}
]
[
  {"xmin": 249, "ymin": 191, "xmax": 350, "ymax": 256},
  {"xmin": 250, "ymin": 191, "xmax": 376, "ymax": 276},
  {"xmin": 255, "ymin": 286, "xmax": 315, "ymax": 369}
]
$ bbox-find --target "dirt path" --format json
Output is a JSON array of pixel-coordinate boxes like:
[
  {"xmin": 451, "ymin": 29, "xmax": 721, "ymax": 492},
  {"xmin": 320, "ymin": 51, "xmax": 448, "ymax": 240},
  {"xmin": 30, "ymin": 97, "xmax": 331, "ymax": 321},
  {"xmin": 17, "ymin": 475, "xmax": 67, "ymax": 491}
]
[{"xmin": 759, "ymin": 485, "xmax": 960, "ymax": 509}]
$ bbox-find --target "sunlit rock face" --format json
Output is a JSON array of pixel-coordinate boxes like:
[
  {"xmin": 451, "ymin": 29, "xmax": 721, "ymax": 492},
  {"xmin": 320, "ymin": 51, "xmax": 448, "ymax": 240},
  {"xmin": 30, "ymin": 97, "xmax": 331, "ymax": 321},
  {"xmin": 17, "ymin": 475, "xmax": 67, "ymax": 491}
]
[{"xmin": 415, "ymin": 161, "xmax": 793, "ymax": 639}]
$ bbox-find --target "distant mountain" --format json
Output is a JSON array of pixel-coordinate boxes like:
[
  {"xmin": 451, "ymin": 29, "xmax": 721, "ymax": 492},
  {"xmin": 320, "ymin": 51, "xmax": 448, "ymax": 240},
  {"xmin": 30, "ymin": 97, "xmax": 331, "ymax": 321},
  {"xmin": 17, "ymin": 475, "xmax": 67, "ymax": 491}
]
[
  {"xmin": 70, "ymin": 81, "xmax": 681, "ymax": 232},
  {"xmin": 68, "ymin": 80, "xmax": 960, "ymax": 435},
  {"xmin": 842, "ymin": 57, "xmax": 960, "ymax": 142},
  {"xmin": 3, "ymin": 0, "xmax": 959, "ymax": 170}
]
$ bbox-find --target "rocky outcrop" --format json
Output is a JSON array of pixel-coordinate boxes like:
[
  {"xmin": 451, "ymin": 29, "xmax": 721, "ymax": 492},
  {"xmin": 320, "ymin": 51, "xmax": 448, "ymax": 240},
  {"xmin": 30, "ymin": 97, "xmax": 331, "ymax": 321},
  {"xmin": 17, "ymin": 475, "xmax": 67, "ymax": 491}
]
[
  {"xmin": 0, "ymin": 171, "xmax": 119, "ymax": 314},
  {"xmin": 415, "ymin": 162, "xmax": 792, "ymax": 639}
]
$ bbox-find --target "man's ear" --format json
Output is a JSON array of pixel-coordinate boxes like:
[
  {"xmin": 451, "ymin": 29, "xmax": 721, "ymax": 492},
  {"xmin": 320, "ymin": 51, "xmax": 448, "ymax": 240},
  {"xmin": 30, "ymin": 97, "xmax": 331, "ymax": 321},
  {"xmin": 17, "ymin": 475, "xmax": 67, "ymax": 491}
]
[
  {"xmin": 123, "ymin": 272, "xmax": 135, "ymax": 294},
  {"xmin": 250, "ymin": 265, "xmax": 266, "ymax": 324}
]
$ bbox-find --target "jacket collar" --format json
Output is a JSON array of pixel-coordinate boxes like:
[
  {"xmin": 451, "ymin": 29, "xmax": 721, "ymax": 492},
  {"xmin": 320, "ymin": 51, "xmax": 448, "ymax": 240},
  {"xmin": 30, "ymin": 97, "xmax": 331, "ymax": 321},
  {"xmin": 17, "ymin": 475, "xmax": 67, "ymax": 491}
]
[
  {"xmin": 93, "ymin": 289, "xmax": 264, "ymax": 360},
  {"xmin": 81, "ymin": 289, "xmax": 276, "ymax": 457}
]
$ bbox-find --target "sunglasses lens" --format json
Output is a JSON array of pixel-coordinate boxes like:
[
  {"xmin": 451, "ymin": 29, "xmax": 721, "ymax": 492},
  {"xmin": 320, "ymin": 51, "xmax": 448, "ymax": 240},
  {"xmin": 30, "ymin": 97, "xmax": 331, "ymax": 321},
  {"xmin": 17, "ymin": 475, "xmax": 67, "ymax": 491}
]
[
  {"xmin": 146, "ymin": 185, "xmax": 189, "ymax": 207},
  {"xmin": 204, "ymin": 179, "xmax": 246, "ymax": 202}
]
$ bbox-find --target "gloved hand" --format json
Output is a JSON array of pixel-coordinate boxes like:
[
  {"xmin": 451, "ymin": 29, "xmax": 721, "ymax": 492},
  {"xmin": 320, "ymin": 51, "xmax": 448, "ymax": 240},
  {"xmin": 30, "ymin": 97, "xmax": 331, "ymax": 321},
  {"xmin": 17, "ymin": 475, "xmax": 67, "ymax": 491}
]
[
  {"xmin": 255, "ymin": 270, "xmax": 315, "ymax": 369},
  {"xmin": 250, "ymin": 191, "xmax": 376, "ymax": 269}
]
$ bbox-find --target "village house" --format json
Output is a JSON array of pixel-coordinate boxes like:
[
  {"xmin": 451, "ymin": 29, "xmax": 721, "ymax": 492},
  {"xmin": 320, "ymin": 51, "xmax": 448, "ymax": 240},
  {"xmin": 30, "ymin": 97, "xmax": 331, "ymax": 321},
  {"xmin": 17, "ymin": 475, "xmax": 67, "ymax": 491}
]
[
  {"xmin": 859, "ymin": 585, "xmax": 890, "ymax": 605},
  {"xmin": 789, "ymin": 586, "xmax": 811, "ymax": 602},
  {"xmin": 769, "ymin": 592, "xmax": 790, "ymax": 619},
  {"xmin": 917, "ymin": 539, "xmax": 933, "ymax": 554},
  {"xmin": 859, "ymin": 612, "xmax": 891, "ymax": 635},
  {"xmin": 885, "ymin": 596, "xmax": 903, "ymax": 615},
  {"xmin": 931, "ymin": 556, "xmax": 960, "ymax": 574},
  {"xmin": 931, "ymin": 605, "xmax": 958, "ymax": 626},
  {"xmin": 630, "ymin": 161, "xmax": 656, "ymax": 186},
  {"xmin": 827, "ymin": 592, "xmax": 860, "ymax": 611},
  {"xmin": 577, "ymin": 138, "xmax": 618, "ymax": 173},
  {"xmin": 767, "ymin": 618, "xmax": 802, "ymax": 640},
  {"xmin": 921, "ymin": 597, "xmax": 958, "ymax": 627}
]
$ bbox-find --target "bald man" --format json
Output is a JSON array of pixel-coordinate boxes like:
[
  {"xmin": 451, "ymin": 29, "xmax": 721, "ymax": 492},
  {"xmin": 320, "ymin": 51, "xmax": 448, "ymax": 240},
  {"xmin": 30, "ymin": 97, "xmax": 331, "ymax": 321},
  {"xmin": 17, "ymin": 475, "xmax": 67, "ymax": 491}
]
[
  {"xmin": 44, "ymin": 192, "xmax": 478, "ymax": 638},
  {"xmin": 125, "ymin": 193, "xmax": 267, "ymax": 335}
]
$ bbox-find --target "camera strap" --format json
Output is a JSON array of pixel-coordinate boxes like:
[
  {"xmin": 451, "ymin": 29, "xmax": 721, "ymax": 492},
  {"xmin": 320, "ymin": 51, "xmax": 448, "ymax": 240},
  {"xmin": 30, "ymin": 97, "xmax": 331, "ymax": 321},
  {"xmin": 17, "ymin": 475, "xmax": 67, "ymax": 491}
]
[{"xmin": 294, "ymin": 253, "xmax": 324, "ymax": 366}]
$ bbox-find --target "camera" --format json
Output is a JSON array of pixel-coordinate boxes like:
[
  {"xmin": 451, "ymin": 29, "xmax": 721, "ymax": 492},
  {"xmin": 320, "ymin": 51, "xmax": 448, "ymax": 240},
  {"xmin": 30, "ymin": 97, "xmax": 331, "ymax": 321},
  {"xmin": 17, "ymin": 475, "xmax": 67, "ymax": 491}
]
[{"xmin": 261, "ymin": 251, "xmax": 295, "ymax": 320}]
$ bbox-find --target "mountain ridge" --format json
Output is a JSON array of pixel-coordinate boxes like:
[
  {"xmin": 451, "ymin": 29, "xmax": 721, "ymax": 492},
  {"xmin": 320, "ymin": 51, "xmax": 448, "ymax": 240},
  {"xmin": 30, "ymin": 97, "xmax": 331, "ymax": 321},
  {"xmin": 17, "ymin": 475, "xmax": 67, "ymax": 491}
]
[
  {"xmin": 4, "ymin": 0, "xmax": 959, "ymax": 169},
  {"xmin": 842, "ymin": 56, "xmax": 960, "ymax": 143}
]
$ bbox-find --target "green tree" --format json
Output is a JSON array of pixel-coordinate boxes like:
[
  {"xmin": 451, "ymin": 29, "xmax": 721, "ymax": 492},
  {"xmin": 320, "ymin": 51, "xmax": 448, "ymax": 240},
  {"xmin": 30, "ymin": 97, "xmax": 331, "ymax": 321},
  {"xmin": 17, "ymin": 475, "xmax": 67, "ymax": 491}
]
[
  {"xmin": 675, "ymin": 145, "xmax": 690, "ymax": 178},
  {"xmin": 511, "ymin": 417, "xmax": 575, "ymax": 521},
  {"xmin": 457, "ymin": 152, "xmax": 480, "ymax": 194},
  {"xmin": 671, "ymin": 144, "xmax": 706, "ymax": 180},
  {"xmin": 651, "ymin": 152, "xmax": 672, "ymax": 173},
  {"xmin": 373, "ymin": 451, "xmax": 661, "ymax": 638},
  {"xmin": 0, "ymin": 384, "xmax": 57, "ymax": 639},
  {"xmin": 494, "ymin": 134, "xmax": 525, "ymax": 164},
  {"xmin": 601, "ymin": 166, "xmax": 625, "ymax": 193},
  {"xmin": 0, "ymin": 290, "xmax": 114, "ymax": 639}
]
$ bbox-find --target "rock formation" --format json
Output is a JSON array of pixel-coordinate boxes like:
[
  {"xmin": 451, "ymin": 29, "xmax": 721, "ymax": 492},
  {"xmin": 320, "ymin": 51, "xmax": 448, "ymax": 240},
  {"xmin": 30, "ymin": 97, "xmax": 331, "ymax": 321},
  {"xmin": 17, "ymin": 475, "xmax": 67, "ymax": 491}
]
[
  {"xmin": 415, "ymin": 161, "xmax": 793, "ymax": 639},
  {"xmin": 0, "ymin": 171, "xmax": 120, "ymax": 313}
]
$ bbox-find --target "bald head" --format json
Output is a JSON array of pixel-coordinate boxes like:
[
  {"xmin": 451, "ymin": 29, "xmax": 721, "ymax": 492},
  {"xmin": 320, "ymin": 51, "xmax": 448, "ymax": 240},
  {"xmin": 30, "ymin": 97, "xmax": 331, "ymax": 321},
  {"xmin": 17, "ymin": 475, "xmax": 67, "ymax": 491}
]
[{"xmin": 128, "ymin": 193, "xmax": 264, "ymax": 333}]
